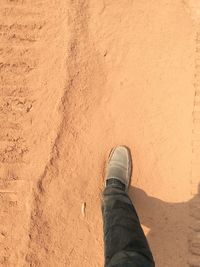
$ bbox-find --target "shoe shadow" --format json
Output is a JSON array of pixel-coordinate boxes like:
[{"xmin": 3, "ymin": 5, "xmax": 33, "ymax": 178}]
[{"xmin": 129, "ymin": 185, "xmax": 200, "ymax": 267}]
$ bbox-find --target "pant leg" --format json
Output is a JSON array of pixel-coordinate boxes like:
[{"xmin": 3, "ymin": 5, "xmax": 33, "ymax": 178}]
[{"xmin": 102, "ymin": 185, "xmax": 155, "ymax": 267}]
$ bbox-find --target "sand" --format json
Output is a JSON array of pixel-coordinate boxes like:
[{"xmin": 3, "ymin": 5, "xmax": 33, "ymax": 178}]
[{"xmin": 0, "ymin": 0, "xmax": 200, "ymax": 266}]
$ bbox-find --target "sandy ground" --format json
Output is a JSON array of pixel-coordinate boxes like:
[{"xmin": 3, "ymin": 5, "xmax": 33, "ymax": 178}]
[{"xmin": 0, "ymin": 0, "xmax": 200, "ymax": 266}]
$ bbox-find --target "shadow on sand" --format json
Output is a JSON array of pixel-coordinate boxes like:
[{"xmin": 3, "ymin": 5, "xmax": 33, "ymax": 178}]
[{"xmin": 129, "ymin": 185, "xmax": 200, "ymax": 267}]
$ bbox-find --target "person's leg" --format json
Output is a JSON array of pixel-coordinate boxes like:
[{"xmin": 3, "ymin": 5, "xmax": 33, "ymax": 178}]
[{"xmin": 102, "ymin": 146, "xmax": 155, "ymax": 267}]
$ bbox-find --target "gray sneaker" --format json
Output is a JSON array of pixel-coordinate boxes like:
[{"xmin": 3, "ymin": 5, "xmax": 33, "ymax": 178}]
[{"xmin": 105, "ymin": 146, "xmax": 132, "ymax": 192}]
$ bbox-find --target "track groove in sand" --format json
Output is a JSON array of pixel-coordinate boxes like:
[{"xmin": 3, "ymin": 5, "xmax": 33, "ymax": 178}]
[{"xmin": 25, "ymin": 1, "xmax": 98, "ymax": 266}]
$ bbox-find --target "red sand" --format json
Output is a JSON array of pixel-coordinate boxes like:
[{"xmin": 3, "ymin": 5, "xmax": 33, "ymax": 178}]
[{"xmin": 0, "ymin": 1, "xmax": 200, "ymax": 266}]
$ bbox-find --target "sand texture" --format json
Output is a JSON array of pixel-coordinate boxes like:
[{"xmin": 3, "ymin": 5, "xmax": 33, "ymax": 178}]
[{"xmin": 0, "ymin": 0, "xmax": 200, "ymax": 266}]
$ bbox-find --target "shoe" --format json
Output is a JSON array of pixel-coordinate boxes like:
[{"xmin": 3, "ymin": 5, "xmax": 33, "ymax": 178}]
[{"xmin": 105, "ymin": 146, "xmax": 132, "ymax": 192}]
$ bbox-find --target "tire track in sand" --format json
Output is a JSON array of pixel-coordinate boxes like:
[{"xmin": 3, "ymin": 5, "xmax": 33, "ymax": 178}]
[
  {"xmin": 0, "ymin": 1, "xmax": 69, "ymax": 266},
  {"xmin": 0, "ymin": 2, "xmax": 42, "ymax": 265},
  {"xmin": 189, "ymin": 32, "xmax": 200, "ymax": 267},
  {"xmin": 184, "ymin": 1, "xmax": 200, "ymax": 266}
]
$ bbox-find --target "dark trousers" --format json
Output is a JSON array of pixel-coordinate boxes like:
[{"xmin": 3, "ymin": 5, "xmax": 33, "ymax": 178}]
[{"xmin": 102, "ymin": 185, "xmax": 155, "ymax": 267}]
